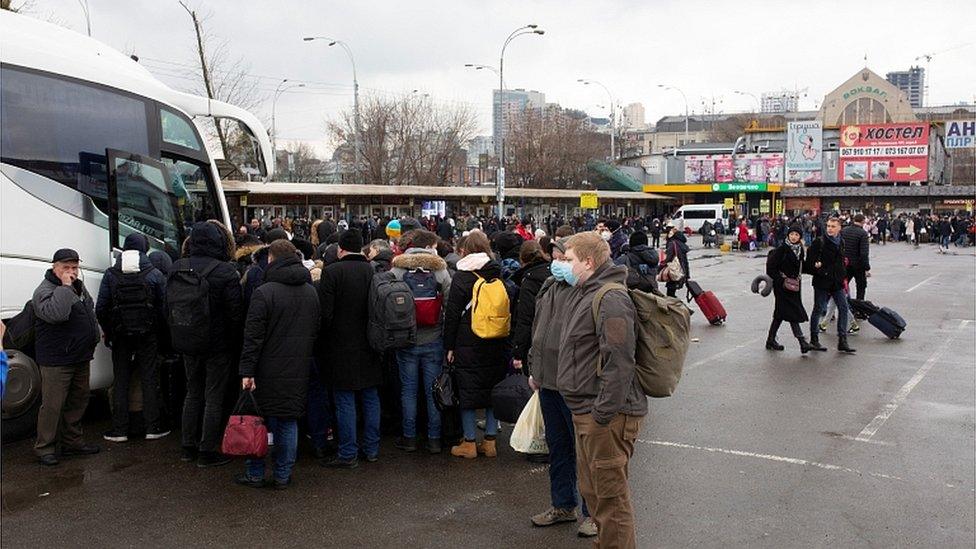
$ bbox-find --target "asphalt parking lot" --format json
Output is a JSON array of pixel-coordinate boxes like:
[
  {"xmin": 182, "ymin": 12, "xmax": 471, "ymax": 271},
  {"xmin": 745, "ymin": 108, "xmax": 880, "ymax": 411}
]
[{"xmin": 2, "ymin": 240, "xmax": 974, "ymax": 548}]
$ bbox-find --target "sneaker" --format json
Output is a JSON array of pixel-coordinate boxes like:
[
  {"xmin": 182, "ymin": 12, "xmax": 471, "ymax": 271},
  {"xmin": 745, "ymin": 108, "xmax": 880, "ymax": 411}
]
[
  {"xmin": 395, "ymin": 436, "xmax": 418, "ymax": 452},
  {"xmin": 359, "ymin": 451, "xmax": 379, "ymax": 463},
  {"xmin": 818, "ymin": 320, "xmax": 828, "ymax": 333},
  {"xmin": 233, "ymin": 473, "xmax": 267, "ymax": 489},
  {"xmin": 102, "ymin": 430, "xmax": 128, "ymax": 443},
  {"xmin": 577, "ymin": 517, "xmax": 599, "ymax": 538},
  {"xmin": 848, "ymin": 321, "xmax": 860, "ymax": 334},
  {"xmin": 197, "ymin": 453, "xmax": 231, "ymax": 468},
  {"xmin": 39, "ymin": 454, "xmax": 59, "ymax": 466},
  {"xmin": 426, "ymin": 438, "xmax": 442, "ymax": 454},
  {"xmin": 145, "ymin": 428, "xmax": 171, "ymax": 441},
  {"xmin": 531, "ymin": 506, "xmax": 579, "ymax": 527},
  {"xmin": 321, "ymin": 456, "xmax": 359, "ymax": 469}
]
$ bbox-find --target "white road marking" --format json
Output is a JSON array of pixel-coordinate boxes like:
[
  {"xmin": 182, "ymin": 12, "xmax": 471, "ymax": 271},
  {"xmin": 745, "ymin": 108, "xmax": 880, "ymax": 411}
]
[
  {"xmin": 854, "ymin": 319, "xmax": 971, "ymax": 442},
  {"xmin": 685, "ymin": 336, "xmax": 764, "ymax": 371},
  {"xmin": 905, "ymin": 274, "xmax": 939, "ymax": 293},
  {"xmin": 638, "ymin": 439, "xmax": 903, "ymax": 481}
]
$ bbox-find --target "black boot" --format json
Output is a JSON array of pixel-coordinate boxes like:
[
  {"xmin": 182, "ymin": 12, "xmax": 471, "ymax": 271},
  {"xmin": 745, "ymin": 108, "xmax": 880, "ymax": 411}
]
[
  {"xmin": 797, "ymin": 336, "xmax": 815, "ymax": 354},
  {"xmin": 765, "ymin": 339, "xmax": 785, "ymax": 351},
  {"xmin": 838, "ymin": 335, "xmax": 856, "ymax": 354},
  {"xmin": 809, "ymin": 334, "xmax": 828, "ymax": 352}
]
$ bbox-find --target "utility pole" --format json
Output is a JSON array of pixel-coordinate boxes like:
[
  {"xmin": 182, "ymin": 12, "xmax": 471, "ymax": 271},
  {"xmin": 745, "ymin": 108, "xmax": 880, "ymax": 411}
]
[{"xmin": 179, "ymin": 1, "xmax": 228, "ymax": 158}]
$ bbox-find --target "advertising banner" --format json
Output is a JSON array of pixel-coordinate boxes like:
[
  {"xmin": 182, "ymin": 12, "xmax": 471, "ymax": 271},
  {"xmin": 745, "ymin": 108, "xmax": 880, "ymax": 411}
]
[
  {"xmin": 787, "ymin": 121, "xmax": 823, "ymax": 171},
  {"xmin": 686, "ymin": 153, "xmax": 783, "ymax": 184},
  {"xmin": 946, "ymin": 120, "xmax": 975, "ymax": 149},
  {"xmin": 838, "ymin": 123, "xmax": 929, "ymax": 182}
]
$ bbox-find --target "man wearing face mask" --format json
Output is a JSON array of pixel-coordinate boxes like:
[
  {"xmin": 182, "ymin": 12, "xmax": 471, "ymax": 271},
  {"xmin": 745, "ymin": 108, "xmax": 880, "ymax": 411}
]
[{"xmin": 557, "ymin": 232, "xmax": 645, "ymax": 549}]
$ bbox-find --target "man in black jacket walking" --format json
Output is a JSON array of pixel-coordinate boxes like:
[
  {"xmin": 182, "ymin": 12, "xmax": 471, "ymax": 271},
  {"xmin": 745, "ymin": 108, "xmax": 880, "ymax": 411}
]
[
  {"xmin": 805, "ymin": 217, "xmax": 855, "ymax": 353},
  {"xmin": 32, "ymin": 248, "xmax": 101, "ymax": 466},
  {"xmin": 236, "ymin": 240, "xmax": 320, "ymax": 489},
  {"xmin": 841, "ymin": 214, "xmax": 871, "ymax": 301}
]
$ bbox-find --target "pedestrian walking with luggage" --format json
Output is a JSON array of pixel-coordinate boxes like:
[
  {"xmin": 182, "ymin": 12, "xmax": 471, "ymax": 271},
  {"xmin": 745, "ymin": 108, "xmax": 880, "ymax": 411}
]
[
  {"xmin": 558, "ymin": 232, "xmax": 646, "ymax": 549},
  {"xmin": 318, "ymin": 230, "xmax": 382, "ymax": 468},
  {"xmin": 96, "ymin": 234, "xmax": 169, "ymax": 443},
  {"xmin": 32, "ymin": 248, "xmax": 101, "ymax": 466},
  {"xmin": 172, "ymin": 221, "xmax": 244, "ymax": 467},
  {"xmin": 524, "ymin": 237, "xmax": 597, "ymax": 538},
  {"xmin": 765, "ymin": 226, "xmax": 815, "ymax": 353},
  {"xmin": 805, "ymin": 218, "xmax": 855, "ymax": 354},
  {"xmin": 235, "ymin": 240, "xmax": 320, "ymax": 490},
  {"xmin": 443, "ymin": 231, "xmax": 510, "ymax": 459},
  {"xmin": 389, "ymin": 229, "xmax": 453, "ymax": 455},
  {"xmin": 841, "ymin": 214, "xmax": 871, "ymax": 301},
  {"xmin": 662, "ymin": 225, "xmax": 690, "ymax": 298}
]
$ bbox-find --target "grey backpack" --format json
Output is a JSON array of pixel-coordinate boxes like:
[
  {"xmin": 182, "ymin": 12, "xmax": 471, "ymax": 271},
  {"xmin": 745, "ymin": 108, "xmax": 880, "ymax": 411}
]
[{"xmin": 367, "ymin": 271, "xmax": 417, "ymax": 352}]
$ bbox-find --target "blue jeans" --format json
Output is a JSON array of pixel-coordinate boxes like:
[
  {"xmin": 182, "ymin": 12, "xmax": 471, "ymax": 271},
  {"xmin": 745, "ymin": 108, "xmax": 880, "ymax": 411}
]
[
  {"xmin": 811, "ymin": 287, "xmax": 850, "ymax": 337},
  {"xmin": 941, "ymin": 235, "xmax": 951, "ymax": 248},
  {"xmin": 245, "ymin": 417, "xmax": 297, "ymax": 482},
  {"xmin": 396, "ymin": 341, "xmax": 443, "ymax": 439},
  {"xmin": 461, "ymin": 408, "xmax": 496, "ymax": 441},
  {"xmin": 306, "ymin": 361, "xmax": 333, "ymax": 450},
  {"xmin": 539, "ymin": 388, "xmax": 589, "ymax": 516},
  {"xmin": 334, "ymin": 387, "xmax": 381, "ymax": 460}
]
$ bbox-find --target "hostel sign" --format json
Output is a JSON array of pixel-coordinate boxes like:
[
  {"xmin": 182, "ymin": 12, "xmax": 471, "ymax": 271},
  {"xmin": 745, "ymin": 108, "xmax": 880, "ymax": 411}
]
[{"xmin": 838, "ymin": 123, "xmax": 929, "ymax": 182}]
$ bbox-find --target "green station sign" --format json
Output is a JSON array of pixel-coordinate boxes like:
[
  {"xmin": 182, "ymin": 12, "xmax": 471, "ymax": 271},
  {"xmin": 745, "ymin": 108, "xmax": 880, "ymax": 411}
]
[{"xmin": 710, "ymin": 182, "xmax": 768, "ymax": 192}]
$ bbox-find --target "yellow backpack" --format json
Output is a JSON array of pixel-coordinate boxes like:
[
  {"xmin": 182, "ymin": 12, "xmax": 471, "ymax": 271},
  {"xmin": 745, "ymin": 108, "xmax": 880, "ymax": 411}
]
[{"xmin": 468, "ymin": 274, "xmax": 511, "ymax": 339}]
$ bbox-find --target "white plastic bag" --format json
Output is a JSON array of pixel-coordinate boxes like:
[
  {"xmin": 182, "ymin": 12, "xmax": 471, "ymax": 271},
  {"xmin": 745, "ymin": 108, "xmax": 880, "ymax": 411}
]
[{"xmin": 509, "ymin": 392, "xmax": 548, "ymax": 454}]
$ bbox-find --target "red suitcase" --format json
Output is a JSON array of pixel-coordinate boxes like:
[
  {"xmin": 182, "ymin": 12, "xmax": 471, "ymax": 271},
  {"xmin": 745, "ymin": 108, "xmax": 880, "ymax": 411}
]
[{"xmin": 685, "ymin": 280, "xmax": 727, "ymax": 325}]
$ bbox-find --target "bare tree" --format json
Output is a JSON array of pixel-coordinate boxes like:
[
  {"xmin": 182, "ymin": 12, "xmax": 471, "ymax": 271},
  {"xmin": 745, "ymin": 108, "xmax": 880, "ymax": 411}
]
[
  {"xmin": 177, "ymin": 1, "xmax": 263, "ymax": 169},
  {"xmin": 505, "ymin": 107, "xmax": 609, "ymax": 189},
  {"xmin": 278, "ymin": 142, "xmax": 324, "ymax": 182},
  {"xmin": 328, "ymin": 93, "xmax": 479, "ymax": 186}
]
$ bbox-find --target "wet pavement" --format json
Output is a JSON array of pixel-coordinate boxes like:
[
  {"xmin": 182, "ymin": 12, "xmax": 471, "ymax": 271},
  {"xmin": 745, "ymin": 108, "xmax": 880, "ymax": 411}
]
[{"xmin": 2, "ymin": 241, "xmax": 974, "ymax": 548}]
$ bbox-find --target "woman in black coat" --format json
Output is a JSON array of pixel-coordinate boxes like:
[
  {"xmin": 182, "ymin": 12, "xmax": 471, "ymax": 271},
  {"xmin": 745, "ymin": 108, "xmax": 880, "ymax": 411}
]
[
  {"xmin": 238, "ymin": 241, "xmax": 320, "ymax": 487},
  {"xmin": 511, "ymin": 241, "xmax": 551, "ymax": 364},
  {"xmin": 443, "ymin": 231, "xmax": 509, "ymax": 459},
  {"xmin": 765, "ymin": 225, "xmax": 814, "ymax": 354}
]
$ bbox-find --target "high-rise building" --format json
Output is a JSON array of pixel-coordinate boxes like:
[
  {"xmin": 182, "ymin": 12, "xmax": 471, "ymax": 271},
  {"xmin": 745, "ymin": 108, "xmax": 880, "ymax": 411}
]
[
  {"xmin": 761, "ymin": 92, "xmax": 799, "ymax": 113},
  {"xmin": 886, "ymin": 66, "xmax": 925, "ymax": 108},
  {"xmin": 492, "ymin": 88, "xmax": 545, "ymax": 156},
  {"xmin": 622, "ymin": 102, "xmax": 646, "ymax": 129}
]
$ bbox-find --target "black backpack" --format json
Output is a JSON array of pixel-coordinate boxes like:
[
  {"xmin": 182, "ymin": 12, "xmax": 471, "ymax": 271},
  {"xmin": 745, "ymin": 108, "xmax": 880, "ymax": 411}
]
[
  {"xmin": 367, "ymin": 271, "xmax": 416, "ymax": 352},
  {"xmin": 110, "ymin": 267, "xmax": 155, "ymax": 336},
  {"xmin": 166, "ymin": 259, "xmax": 220, "ymax": 355},
  {"xmin": 2, "ymin": 300, "xmax": 36, "ymax": 357}
]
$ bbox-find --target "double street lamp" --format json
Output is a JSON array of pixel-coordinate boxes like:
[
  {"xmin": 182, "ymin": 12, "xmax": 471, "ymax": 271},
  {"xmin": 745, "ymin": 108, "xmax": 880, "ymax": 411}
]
[
  {"xmin": 303, "ymin": 36, "xmax": 362, "ymax": 183},
  {"xmin": 271, "ymin": 79, "xmax": 306, "ymax": 165},
  {"xmin": 578, "ymin": 78, "xmax": 616, "ymax": 161}
]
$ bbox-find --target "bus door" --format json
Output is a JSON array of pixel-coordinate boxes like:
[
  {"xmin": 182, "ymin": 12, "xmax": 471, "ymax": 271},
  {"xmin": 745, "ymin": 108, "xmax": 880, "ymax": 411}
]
[{"xmin": 106, "ymin": 148, "xmax": 184, "ymax": 259}]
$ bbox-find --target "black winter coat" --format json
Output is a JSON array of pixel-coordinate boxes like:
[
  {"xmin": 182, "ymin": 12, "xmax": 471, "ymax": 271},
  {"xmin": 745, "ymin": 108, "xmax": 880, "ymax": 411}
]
[
  {"xmin": 317, "ymin": 254, "xmax": 381, "ymax": 391},
  {"xmin": 765, "ymin": 243, "xmax": 809, "ymax": 323},
  {"xmin": 841, "ymin": 225, "xmax": 870, "ymax": 271},
  {"xmin": 174, "ymin": 222, "xmax": 244, "ymax": 354},
  {"xmin": 664, "ymin": 233, "xmax": 690, "ymax": 280},
  {"xmin": 239, "ymin": 256, "xmax": 320, "ymax": 418},
  {"xmin": 615, "ymin": 244, "xmax": 659, "ymax": 292},
  {"xmin": 511, "ymin": 260, "xmax": 550, "ymax": 361},
  {"xmin": 804, "ymin": 235, "xmax": 846, "ymax": 292},
  {"xmin": 443, "ymin": 257, "xmax": 509, "ymax": 409}
]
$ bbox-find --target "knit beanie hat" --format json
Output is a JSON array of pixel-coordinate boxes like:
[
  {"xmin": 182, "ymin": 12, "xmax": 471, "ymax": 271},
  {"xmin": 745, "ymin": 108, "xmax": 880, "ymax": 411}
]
[{"xmin": 386, "ymin": 219, "xmax": 402, "ymax": 239}]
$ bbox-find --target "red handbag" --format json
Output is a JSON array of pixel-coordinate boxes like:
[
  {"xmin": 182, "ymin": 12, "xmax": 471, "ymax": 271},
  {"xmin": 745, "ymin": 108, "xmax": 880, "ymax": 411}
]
[{"xmin": 221, "ymin": 391, "xmax": 268, "ymax": 458}]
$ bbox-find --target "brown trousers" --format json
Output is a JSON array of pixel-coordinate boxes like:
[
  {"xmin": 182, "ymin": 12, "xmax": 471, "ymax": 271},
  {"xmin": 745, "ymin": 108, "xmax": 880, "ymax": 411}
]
[
  {"xmin": 34, "ymin": 362, "xmax": 91, "ymax": 456},
  {"xmin": 573, "ymin": 413, "xmax": 642, "ymax": 549}
]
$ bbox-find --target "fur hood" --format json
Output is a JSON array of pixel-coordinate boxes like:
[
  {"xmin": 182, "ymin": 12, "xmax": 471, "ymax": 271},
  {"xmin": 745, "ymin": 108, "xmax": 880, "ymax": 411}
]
[
  {"xmin": 391, "ymin": 249, "xmax": 447, "ymax": 271},
  {"xmin": 456, "ymin": 252, "xmax": 491, "ymax": 272},
  {"xmin": 235, "ymin": 244, "xmax": 264, "ymax": 263}
]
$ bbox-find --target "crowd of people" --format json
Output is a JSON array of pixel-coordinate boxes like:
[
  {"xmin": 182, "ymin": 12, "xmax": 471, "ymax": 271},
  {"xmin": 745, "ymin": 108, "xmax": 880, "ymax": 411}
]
[{"xmin": 24, "ymin": 211, "xmax": 703, "ymax": 548}]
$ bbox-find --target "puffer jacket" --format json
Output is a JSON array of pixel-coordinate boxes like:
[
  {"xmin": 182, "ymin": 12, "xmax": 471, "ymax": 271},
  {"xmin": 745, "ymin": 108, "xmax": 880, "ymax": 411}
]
[
  {"xmin": 390, "ymin": 248, "xmax": 453, "ymax": 346},
  {"xmin": 841, "ymin": 224, "xmax": 870, "ymax": 271},
  {"xmin": 526, "ymin": 277, "xmax": 573, "ymax": 390},
  {"xmin": 510, "ymin": 260, "xmax": 551, "ymax": 361},
  {"xmin": 557, "ymin": 261, "xmax": 647, "ymax": 424},
  {"xmin": 238, "ymin": 255, "xmax": 319, "ymax": 418}
]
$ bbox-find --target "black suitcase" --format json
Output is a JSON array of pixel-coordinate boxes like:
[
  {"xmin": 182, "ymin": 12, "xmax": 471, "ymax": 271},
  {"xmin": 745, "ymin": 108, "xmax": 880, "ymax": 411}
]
[
  {"xmin": 848, "ymin": 298, "xmax": 880, "ymax": 321},
  {"xmin": 490, "ymin": 374, "xmax": 533, "ymax": 424},
  {"xmin": 868, "ymin": 307, "xmax": 907, "ymax": 339}
]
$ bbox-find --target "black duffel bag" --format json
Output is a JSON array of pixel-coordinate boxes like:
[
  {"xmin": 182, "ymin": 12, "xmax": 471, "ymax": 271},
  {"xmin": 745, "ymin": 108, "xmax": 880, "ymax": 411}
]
[{"xmin": 491, "ymin": 374, "xmax": 533, "ymax": 424}]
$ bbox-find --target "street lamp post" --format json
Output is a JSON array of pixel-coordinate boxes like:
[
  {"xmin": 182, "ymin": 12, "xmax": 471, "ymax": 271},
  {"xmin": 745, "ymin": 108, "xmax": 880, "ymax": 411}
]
[
  {"xmin": 578, "ymin": 78, "xmax": 616, "ymax": 161},
  {"xmin": 658, "ymin": 84, "xmax": 689, "ymax": 143},
  {"xmin": 304, "ymin": 36, "xmax": 362, "ymax": 183},
  {"xmin": 272, "ymin": 79, "xmax": 306, "ymax": 171},
  {"xmin": 496, "ymin": 24, "xmax": 544, "ymax": 218},
  {"xmin": 734, "ymin": 90, "xmax": 761, "ymax": 113}
]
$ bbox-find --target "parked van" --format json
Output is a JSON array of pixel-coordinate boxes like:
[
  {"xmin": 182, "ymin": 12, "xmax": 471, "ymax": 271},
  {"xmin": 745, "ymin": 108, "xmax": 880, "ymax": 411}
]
[{"xmin": 674, "ymin": 204, "xmax": 725, "ymax": 231}]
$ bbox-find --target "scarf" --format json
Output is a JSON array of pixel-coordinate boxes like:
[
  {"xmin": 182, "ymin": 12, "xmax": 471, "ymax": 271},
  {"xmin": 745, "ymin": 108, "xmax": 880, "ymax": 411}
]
[
  {"xmin": 788, "ymin": 242, "xmax": 803, "ymax": 260},
  {"xmin": 827, "ymin": 233, "xmax": 841, "ymax": 247}
]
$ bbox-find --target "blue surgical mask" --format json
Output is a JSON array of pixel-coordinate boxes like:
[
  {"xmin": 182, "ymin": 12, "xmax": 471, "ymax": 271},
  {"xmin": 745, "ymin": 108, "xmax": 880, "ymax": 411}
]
[{"xmin": 550, "ymin": 260, "xmax": 571, "ymax": 282}]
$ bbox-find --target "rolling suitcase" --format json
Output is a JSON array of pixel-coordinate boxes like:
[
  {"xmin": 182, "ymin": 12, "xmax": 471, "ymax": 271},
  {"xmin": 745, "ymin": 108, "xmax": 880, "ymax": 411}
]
[
  {"xmin": 848, "ymin": 298, "xmax": 880, "ymax": 321},
  {"xmin": 867, "ymin": 307, "xmax": 906, "ymax": 339},
  {"xmin": 686, "ymin": 280, "xmax": 727, "ymax": 326}
]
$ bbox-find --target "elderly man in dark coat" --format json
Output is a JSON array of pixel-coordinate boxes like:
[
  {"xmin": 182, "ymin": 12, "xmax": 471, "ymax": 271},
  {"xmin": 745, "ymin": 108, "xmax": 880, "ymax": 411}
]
[
  {"xmin": 317, "ymin": 230, "xmax": 381, "ymax": 468},
  {"xmin": 765, "ymin": 225, "xmax": 815, "ymax": 354},
  {"xmin": 236, "ymin": 240, "xmax": 320, "ymax": 489}
]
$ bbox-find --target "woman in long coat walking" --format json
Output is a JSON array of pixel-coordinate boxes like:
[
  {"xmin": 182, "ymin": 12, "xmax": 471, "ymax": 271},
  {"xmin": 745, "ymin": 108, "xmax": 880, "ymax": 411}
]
[{"xmin": 765, "ymin": 225, "xmax": 815, "ymax": 354}]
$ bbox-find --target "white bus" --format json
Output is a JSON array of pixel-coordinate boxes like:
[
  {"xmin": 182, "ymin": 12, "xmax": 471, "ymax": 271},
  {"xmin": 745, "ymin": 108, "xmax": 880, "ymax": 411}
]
[
  {"xmin": 673, "ymin": 203, "xmax": 726, "ymax": 232},
  {"xmin": 0, "ymin": 11, "xmax": 274, "ymax": 440}
]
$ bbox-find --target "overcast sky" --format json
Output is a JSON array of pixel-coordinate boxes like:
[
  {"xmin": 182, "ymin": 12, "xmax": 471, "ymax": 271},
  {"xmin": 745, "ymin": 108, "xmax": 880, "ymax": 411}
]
[{"xmin": 19, "ymin": 0, "xmax": 976, "ymax": 157}]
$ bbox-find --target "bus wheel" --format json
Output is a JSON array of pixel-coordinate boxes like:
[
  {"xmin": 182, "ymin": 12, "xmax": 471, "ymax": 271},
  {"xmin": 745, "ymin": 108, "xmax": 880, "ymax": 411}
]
[{"xmin": 1, "ymin": 350, "xmax": 42, "ymax": 442}]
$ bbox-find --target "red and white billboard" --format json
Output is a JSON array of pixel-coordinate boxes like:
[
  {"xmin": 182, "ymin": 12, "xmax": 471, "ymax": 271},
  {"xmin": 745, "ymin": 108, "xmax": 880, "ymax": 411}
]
[{"xmin": 838, "ymin": 123, "xmax": 929, "ymax": 182}]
